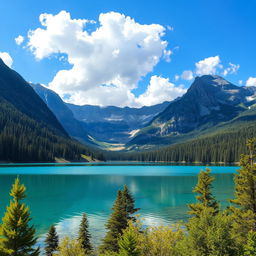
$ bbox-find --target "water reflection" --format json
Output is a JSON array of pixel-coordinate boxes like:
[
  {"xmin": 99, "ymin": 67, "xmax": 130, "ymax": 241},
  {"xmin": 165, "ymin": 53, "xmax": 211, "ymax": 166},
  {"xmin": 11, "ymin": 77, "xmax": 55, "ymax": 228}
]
[{"xmin": 0, "ymin": 172, "xmax": 234, "ymax": 246}]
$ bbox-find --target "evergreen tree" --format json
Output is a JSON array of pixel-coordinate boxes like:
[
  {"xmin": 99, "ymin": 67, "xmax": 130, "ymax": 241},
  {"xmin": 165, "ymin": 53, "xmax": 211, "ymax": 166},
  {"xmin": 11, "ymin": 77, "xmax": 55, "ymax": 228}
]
[
  {"xmin": 100, "ymin": 190, "xmax": 128, "ymax": 253},
  {"xmin": 118, "ymin": 222, "xmax": 141, "ymax": 256},
  {"xmin": 188, "ymin": 168, "xmax": 219, "ymax": 217},
  {"xmin": 244, "ymin": 231, "xmax": 256, "ymax": 256},
  {"xmin": 1, "ymin": 177, "xmax": 39, "ymax": 256},
  {"xmin": 100, "ymin": 186, "xmax": 139, "ymax": 253},
  {"xmin": 45, "ymin": 225, "xmax": 59, "ymax": 256},
  {"xmin": 78, "ymin": 213, "xmax": 92, "ymax": 255},
  {"xmin": 122, "ymin": 185, "xmax": 139, "ymax": 221},
  {"xmin": 230, "ymin": 138, "xmax": 256, "ymax": 242}
]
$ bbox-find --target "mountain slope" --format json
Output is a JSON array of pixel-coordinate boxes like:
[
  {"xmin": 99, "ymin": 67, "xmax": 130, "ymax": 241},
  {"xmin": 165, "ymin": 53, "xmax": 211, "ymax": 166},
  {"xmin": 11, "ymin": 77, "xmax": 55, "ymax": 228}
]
[
  {"xmin": 129, "ymin": 75, "xmax": 256, "ymax": 149},
  {"xmin": 67, "ymin": 101, "xmax": 170, "ymax": 144},
  {"xmin": 0, "ymin": 59, "xmax": 101, "ymax": 162},
  {"xmin": 31, "ymin": 83, "xmax": 93, "ymax": 145}
]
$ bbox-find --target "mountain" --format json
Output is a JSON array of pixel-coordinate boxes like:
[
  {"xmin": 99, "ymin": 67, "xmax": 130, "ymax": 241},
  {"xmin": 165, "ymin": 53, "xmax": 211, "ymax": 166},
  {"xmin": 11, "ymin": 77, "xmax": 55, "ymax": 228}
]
[
  {"xmin": 0, "ymin": 58, "xmax": 101, "ymax": 162},
  {"xmin": 67, "ymin": 102, "xmax": 170, "ymax": 144},
  {"xmin": 31, "ymin": 83, "xmax": 93, "ymax": 145},
  {"xmin": 129, "ymin": 75, "xmax": 256, "ymax": 149}
]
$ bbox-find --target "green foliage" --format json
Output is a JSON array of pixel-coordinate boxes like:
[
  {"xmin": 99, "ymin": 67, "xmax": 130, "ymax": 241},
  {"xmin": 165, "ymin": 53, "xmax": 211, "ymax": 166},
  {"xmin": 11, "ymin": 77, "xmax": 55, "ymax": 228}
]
[
  {"xmin": 140, "ymin": 225, "xmax": 184, "ymax": 256},
  {"xmin": 177, "ymin": 209, "xmax": 238, "ymax": 256},
  {"xmin": 100, "ymin": 185, "xmax": 138, "ymax": 254},
  {"xmin": 45, "ymin": 225, "xmax": 59, "ymax": 256},
  {"xmin": 230, "ymin": 138, "xmax": 256, "ymax": 242},
  {"xmin": 188, "ymin": 168, "xmax": 219, "ymax": 217},
  {"xmin": 54, "ymin": 237, "xmax": 85, "ymax": 256},
  {"xmin": 1, "ymin": 177, "xmax": 39, "ymax": 256},
  {"xmin": 244, "ymin": 231, "xmax": 256, "ymax": 256},
  {"xmin": 78, "ymin": 213, "xmax": 92, "ymax": 255},
  {"xmin": 118, "ymin": 222, "xmax": 141, "ymax": 256}
]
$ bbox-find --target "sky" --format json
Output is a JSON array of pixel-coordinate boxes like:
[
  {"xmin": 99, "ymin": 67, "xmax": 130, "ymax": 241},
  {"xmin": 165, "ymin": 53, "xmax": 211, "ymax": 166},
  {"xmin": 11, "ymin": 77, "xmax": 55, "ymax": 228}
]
[{"xmin": 1, "ymin": 0, "xmax": 256, "ymax": 107}]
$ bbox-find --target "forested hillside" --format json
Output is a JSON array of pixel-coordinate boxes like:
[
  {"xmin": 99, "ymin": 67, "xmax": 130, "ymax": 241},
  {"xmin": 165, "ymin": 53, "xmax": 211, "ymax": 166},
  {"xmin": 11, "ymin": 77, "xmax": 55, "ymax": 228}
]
[
  {"xmin": 0, "ymin": 58, "xmax": 103, "ymax": 162},
  {"xmin": 107, "ymin": 121, "xmax": 256, "ymax": 163}
]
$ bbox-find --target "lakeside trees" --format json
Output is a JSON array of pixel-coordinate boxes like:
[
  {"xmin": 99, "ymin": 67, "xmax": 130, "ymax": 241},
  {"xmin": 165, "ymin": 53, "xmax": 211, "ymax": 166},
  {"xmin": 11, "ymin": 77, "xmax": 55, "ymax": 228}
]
[
  {"xmin": 0, "ymin": 138, "xmax": 255, "ymax": 255},
  {"xmin": 0, "ymin": 178, "xmax": 39, "ymax": 256},
  {"xmin": 45, "ymin": 225, "xmax": 59, "ymax": 256}
]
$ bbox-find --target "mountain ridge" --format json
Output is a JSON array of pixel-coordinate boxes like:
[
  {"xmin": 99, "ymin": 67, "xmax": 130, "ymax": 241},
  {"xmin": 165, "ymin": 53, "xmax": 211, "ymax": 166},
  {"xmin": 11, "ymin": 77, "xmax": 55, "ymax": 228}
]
[{"xmin": 128, "ymin": 75, "xmax": 256, "ymax": 149}]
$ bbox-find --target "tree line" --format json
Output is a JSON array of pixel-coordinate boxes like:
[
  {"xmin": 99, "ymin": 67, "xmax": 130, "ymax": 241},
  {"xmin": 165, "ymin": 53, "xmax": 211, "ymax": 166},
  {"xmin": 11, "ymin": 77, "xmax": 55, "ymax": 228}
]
[
  {"xmin": 0, "ymin": 138, "xmax": 256, "ymax": 255},
  {"xmin": 106, "ymin": 123, "xmax": 256, "ymax": 163}
]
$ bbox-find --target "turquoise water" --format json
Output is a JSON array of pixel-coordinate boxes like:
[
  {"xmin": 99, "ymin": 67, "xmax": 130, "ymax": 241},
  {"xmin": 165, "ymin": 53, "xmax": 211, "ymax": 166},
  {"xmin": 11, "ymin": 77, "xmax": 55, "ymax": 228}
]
[{"xmin": 0, "ymin": 164, "xmax": 237, "ymax": 247}]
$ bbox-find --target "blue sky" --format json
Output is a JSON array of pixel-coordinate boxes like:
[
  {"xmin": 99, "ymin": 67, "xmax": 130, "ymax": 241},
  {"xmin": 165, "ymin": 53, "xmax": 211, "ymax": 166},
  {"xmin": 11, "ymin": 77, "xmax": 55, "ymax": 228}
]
[{"xmin": 1, "ymin": 0, "xmax": 256, "ymax": 107}]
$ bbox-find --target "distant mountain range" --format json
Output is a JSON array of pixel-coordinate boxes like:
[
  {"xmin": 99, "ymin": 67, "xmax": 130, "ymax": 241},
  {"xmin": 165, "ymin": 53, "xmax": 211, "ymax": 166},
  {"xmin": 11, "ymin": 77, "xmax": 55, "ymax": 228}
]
[
  {"xmin": 1, "ymin": 56, "xmax": 256, "ymax": 163},
  {"xmin": 31, "ymin": 74, "xmax": 256, "ymax": 152},
  {"xmin": 32, "ymin": 83, "xmax": 169, "ymax": 149}
]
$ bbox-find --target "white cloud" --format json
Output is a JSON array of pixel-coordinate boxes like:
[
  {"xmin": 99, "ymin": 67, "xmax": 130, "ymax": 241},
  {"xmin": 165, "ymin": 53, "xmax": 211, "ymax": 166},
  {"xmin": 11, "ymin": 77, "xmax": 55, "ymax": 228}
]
[
  {"xmin": 223, "ymin": 62, "xmax": 240, "ymax": 76},
  {"xmin": 135, "ymin": 76, "xmax": 186, "ymax": 106},
  {"xmin": 195, "ymin": 56, "xmax": 222, "ymax": 76},
  {"xmin": 27, "ymin": 11, "xmax": 174, "ymax": 107},
  {"xmin": 246, "ymin": 77, "xmax": 256, "ymax": 87},
  {"xmin": 238, "ymin": 80, "xmax": 243, "ymax": 85},
  {"xmin": 0, "ymin": 52, "xmax": 13, "ymax": 67},
  {"xmin": 15, "ymin": 35, "xmax": 24, "ymax": 45},
  {"xmin": 181, "ymin": 70, "xmax": 193, "ymax": 80}
]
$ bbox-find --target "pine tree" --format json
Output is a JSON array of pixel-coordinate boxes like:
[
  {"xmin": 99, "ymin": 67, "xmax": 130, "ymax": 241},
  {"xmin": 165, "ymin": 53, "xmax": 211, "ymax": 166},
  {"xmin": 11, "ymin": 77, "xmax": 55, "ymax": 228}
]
[
  {"xmin": 78, "ymin": 213, "xmax": 92, "ymax": 255},
  {"xmin": 188, "ymin": 168, "xmax": 219, "ymax": 217},
  {"xmin": 100, "ymin": 186, "xmax": 139, "ymax": 253},
  {"xmin": 230, "ymin": 138, "xmax": 256, "ymax": 242},
  {"xmin": 1, "ymin": 177, "xmax": 39, "ymax": 256},
  {"xmin": 118, "ymin": 222, "xmax": 141, "ymax": 256},
  {"xmin": 45, "ymin": 225, "xmax": 59, "ymax": 256},
  {"xmin": 100, "ymin": 190, "xmax": 128, "ymax": 253},
  {"xmin": 122, "ymin": 185, "xmax": 139, "ymax": 221}
]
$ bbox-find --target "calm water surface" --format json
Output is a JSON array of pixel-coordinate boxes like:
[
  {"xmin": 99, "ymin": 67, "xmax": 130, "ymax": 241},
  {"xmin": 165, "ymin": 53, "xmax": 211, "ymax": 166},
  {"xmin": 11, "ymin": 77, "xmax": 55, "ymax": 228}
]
[{"xmin": 0, "ymin": 164, "xmax": 238, "ymax": 247}]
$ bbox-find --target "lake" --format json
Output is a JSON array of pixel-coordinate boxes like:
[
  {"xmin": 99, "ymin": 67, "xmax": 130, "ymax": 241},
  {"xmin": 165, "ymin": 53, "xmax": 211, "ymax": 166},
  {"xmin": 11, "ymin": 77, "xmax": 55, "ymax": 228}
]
[{"xmin": 0, "ymin": 163, "xmax": 238, "ymax": 248}]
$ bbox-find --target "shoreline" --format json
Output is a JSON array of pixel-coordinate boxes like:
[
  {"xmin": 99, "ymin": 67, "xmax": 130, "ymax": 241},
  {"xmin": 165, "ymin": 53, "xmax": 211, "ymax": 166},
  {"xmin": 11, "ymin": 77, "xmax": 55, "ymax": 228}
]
[{"xmin": 0, "ymin": 161, "xmax": 239, "ymax": 168}]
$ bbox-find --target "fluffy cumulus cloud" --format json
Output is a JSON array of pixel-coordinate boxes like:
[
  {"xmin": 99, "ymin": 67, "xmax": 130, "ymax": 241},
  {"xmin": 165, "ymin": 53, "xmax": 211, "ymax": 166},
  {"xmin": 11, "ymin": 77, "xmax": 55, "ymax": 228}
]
[
  {"xmin": 15, "ymin": 35, "xmax": 24, "ymax": 45},
  {"xmin": 195, "ymin": 56, "xmax": 222, "ymax": 76},
  {"xmin": 135, "ymin": 76, "xmax": 186, "ymax": 106},
  {"xmin": 177, "ymin": 56, "xmax": 240, "ymax": 82},
  {"xmin": 0, "ymin": 52, "xmax": 13, "ymax": 67},
  {"xmin": 246, "ymin": 77, "xmax": 256, "ymax": 87},
  {"xmin": 26, "ymin": 10, "xmax": 184, "ymax": 107},
  {"xmin": 181, "ymin": 70, "xmax": 193, "ymax": 80}
]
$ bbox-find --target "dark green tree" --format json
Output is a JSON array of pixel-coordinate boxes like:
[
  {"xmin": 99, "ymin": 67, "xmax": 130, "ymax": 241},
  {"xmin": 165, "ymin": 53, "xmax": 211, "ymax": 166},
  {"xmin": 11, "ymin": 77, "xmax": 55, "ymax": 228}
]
[
  {"xmin": 78, "ymin": 213, "xmax": 92, "ymax": 254},
  {"xmin": 45, "ymin": 225, "xmax": 59, "ymax": 256},
  {"xmin": 230, "ymin": 138, "xmax": 256, "ymax": 243},
  {"xmin": 100, "ymin": 190, "xmax": 128, "ymax": 253},
  {"xmin": 188, "ymin": 168, "xmax": 219, "ymax": 217},
  {"xmin": 122, "ymin": 185, "xmax": 139, "ymax": 221},
  {"xmin": 1, "ymin": 177, "xmax": 39, "ymax": 256},
  {"xmin": 100, "ymin": 185, "xmax": 138, "ymax": 253}
]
